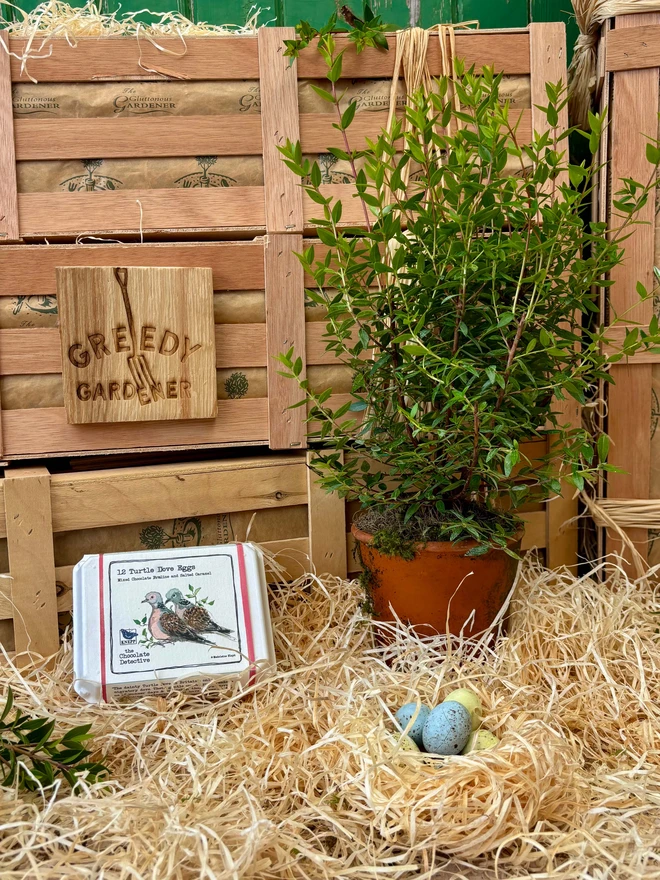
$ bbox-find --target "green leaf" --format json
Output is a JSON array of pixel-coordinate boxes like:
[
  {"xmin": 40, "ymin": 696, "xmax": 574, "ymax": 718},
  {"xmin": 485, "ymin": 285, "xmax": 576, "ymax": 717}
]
[
  {"xmin": 646, "ymin": 142, "xmax": 660, "ymax": 166},
  {"xmin": 597, "ymin": 434, "xmax": 610, "ymax": 462},
  {"xmin": 496, "ymin": 312, "xmax": 514, "ymax": 328},
  {"xmin": 328, "ymin": 51, "xmax": 344, "ymax": 83},
  {"xmin": 309, "ymin": 83, "xmax": 334, "ymax": 104},
  {"xmin": 340, "ymin": 101, "xmax": 357, "ymax": 130},
  {"xmin": 0, "ymin": 688, "xmax": 13, "ymax": 723},
  {"xmin": 503, "ymin": 448, "xmax": 519, "ymax": 477},
  {"xmin": 466, "ymin": 544, "xmax": 490, "ymax": 558}
]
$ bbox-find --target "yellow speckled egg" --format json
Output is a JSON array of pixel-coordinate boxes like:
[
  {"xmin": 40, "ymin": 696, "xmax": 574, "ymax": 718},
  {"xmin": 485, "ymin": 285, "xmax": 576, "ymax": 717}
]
[
  {"xmin": 443, "ymin": 688, "xmax": 483, "ymax": 731},
  {"xmin": 462, "ymin": 730, "xmax": 499, "ymax": 754},
  {"xmin": 389, "ymin": 733, "xmax": 420, "ymax": 752}
]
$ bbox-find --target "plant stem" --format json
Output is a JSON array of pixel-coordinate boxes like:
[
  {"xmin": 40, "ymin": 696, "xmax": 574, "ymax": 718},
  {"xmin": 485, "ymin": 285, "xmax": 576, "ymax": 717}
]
[
  {"xmin": 329, "ymin": 79, "xmax": 372, "ymax": 232},
  {"xmin": 0, "ymin": 739, "xmax": 74, "ymax": 774}
]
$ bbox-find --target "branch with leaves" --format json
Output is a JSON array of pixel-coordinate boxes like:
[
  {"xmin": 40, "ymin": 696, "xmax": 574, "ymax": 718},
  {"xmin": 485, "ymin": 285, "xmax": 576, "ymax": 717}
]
[
  {"xmin": 275, "ymin": 34, "xmax": 660, "ymax": 554},
  {"xmin": 0, "ymin": 687, "xmax": 108, "ymax": 793}
]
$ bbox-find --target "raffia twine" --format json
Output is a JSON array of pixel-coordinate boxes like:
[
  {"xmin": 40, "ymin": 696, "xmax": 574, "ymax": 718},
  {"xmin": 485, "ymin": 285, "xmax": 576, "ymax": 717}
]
[
  {"xmin": 581, "ymin": 492, "xmax": 660, "ymax": 576},
  {"xmin": 569, "ymin": 0, "xmax": 660, "ymax": 127}
]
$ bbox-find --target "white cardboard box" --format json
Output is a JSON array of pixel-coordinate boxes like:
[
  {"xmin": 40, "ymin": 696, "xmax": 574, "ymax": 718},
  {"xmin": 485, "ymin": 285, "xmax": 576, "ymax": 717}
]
[{"xmin": 73, "ymin": 543, "xmax": 276, "ymax": 703}]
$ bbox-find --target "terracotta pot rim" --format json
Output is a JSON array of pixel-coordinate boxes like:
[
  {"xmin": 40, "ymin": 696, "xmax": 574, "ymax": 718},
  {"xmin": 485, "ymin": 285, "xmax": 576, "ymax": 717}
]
[{"xmin": 351, "ymin": 522, "xmax": 524, "ymax": 554}]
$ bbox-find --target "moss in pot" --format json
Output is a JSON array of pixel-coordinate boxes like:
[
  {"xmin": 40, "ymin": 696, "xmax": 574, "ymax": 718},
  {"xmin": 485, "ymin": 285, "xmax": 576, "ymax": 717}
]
[{"xmin": 277, "ymin": 17, "xmax": 660, "ymax": 636}]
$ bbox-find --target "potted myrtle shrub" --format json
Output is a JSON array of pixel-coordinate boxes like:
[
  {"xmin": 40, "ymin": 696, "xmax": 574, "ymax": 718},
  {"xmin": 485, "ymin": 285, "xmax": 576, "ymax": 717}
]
[{"xmin": 278, "ymin": 28, "xmax": 660, "ymax": 636}]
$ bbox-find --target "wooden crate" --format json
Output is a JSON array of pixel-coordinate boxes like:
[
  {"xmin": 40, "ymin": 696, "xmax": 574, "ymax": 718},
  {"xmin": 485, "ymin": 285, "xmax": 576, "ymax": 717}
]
[
  {"xmin": 0, "ymin": 451, "xmax": 347, "ymax": 658},
  {"xmin": 0, "ymin": 437, "xmax": 577, "ymax": 659},
  {"xmin": 595, "ymin": 13, "xmax": 660, "ymax": 564},
  {"xmin": 0, "ymin": 237, "xmax": 357, "ymax": 456},
  {"xmin": 0, "ymin": 438, "xmax": 577, "ymax": 659},
  {"xmin": 0, "ymin": 25, "xmax": 561, "ymax": 242}
]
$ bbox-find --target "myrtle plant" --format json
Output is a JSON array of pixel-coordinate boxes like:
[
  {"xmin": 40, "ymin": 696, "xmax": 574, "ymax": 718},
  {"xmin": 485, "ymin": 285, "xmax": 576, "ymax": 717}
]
[
  {"xmin": 0, "ymin": 687, "xmax": 108, "ymax": 793},
  {"xmin": 278, "ymin": 27, "xmax": 660, "ymax": 553}
]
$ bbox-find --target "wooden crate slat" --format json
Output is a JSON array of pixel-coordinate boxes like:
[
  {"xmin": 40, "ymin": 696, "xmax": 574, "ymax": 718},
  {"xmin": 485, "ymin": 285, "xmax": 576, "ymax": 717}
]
[
  {"xmin": 0, "ymin": 241, "xmax": 266, "ymax": 293},
  {"xmin": 14, "ymin": 117, "xmax": 264, "ymax": 161},
  {"xmin": 0, "ymin": 328, "xmax": 62, "ymax": 374},
  {"xmin": 4, "ymin": 467, "xmax": 59, "ymax": 659},
  {"xmin": 216, "ymin": 324, "xmax": 266, "ymax": 367},
  {"xmin": 7, "ymin": 32, "xmax": 530, "ymax": 85},
  {"xmin": 48, "ymin": 457, "xmax": 307, "ymax": 532},
  {"xmin": 17, "ymin": 188, "xmax": 266, "ymax": 237},
  {"xmin": 530, "ymin": 21, "xmax": 576, "ymax": 569},
  {"xmin": 307, "ymin": 450, "xmax": 347, "ymax": 578},
  {"xmin": 0, "ymin": 535, "xmax": 312, "ymax": 620},
  {"xmin": 606, "ymin": 24, "xmax": 660, "ymax": 71},
  {"xmin": 8, "ymin": 36, "xmax": 260, "ymax": 82},
  {"xmin": 0, "ymin": 322, "xmax": 352, "ymax": 375},
  {"xmin": 0, "ymin": 400, "xmax": 268, "ymax": 456},
  {"xmin": 265, "ymin": 234, "xmax": 307, "ymax": 449},
  {"xmin": 530, "ymin": 22, "xmax": 568, "ymax": 189},
  {"xmin": 259, "ymin": 27, "xmax": 304, "ymax": 234},
  {"xmin": 0, "ymin": 34, "xmax": 19, "ymax": 242},
  {"xmin": 297, "ymin": 32, "xmax": 531, "ymax": 77},
  {"xmin": 606, "ymin": 13, "xmax": 660, "ymax": 564},
  {"xmin": 300, "ymin": 108, "xmax": 532, "ymax": 151}
]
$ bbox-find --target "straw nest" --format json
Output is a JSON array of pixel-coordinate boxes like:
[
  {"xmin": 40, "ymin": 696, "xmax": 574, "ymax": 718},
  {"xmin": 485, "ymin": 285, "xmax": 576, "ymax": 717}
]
[{"xmin": 0, "ymin": 555, "xmax": 659, "ymax": 878}]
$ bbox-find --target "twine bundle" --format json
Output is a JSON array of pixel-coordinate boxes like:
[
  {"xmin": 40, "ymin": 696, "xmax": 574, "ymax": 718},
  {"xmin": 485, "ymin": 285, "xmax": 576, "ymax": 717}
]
[
  {"xmin": 385, "ymin": 22, "xmax": 477, "ymax": 178},
  {"xmin": 583, "ymin": 493, "xmax": 660, "ymax": 576},
  {"xmin": 0, "ymin": 555, "xmax": 659, "ymax": 877},
  {"xmin": 569, "ymin": 0, "xmax": 660, "ymax": 126}
]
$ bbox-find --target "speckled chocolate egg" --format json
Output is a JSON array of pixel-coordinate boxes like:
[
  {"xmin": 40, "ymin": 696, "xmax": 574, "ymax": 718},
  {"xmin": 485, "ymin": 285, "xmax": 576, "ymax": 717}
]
[
  {"xmin": 462, "ymin": 730, "xmax": 499, "ymax": 754},
  {"xmin": 395, "ymin": 703, "xmax": 431, "ymax": 749},
  {"xmin": 389, "ymin": 733, "xmax": 420, "ymax": 752},
  {"xmin": 422, "ymin": 701, "xmax": 472, "ymax": 755},
  {"xmin": 443, "ymin": 688, "xmax": 483, "ymax": 731}
]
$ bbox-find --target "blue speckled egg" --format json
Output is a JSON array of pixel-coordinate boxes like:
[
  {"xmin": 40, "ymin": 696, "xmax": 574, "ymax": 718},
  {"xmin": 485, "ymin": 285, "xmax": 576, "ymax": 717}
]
[
  {"xmin": 422, "ymin": 701, "xmax": 472, "ymax": 755},
  {"xmin": 394, "ymin": 703, "xmax": 431, "ymax": 749}
]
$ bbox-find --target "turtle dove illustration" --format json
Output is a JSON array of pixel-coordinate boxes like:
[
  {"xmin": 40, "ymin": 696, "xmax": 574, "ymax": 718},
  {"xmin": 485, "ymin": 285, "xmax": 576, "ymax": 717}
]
[
  {"xmin": 165, "ymin": 588, "xmax": 234, "ymax": 636},
  {"xmin": 142, "ymin": 591, "xmax": 214, "ymax": 645}
]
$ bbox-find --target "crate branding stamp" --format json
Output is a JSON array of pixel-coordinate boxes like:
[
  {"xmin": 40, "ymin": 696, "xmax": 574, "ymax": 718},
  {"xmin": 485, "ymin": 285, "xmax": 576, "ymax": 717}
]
[{"xmin": 57, "ymin": 265, "xmax": 217, "ymax": 424}]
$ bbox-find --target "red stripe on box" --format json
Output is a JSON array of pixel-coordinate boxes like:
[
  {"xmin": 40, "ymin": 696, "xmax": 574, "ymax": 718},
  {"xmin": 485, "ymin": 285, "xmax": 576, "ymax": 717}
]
[
  {"xmin": 237, "ymin": 544, "xmax": 256, "ymax": 685},
  {"xmin": 98, "ymin": 554, "xmax": 107, "ymax": 702}
]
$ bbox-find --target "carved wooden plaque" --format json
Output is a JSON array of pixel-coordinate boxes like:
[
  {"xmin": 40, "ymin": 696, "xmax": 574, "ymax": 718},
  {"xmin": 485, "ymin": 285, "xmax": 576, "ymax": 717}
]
[{"xmin": 57, "ymin": 266, "xmax": 216, "ymax": 424}]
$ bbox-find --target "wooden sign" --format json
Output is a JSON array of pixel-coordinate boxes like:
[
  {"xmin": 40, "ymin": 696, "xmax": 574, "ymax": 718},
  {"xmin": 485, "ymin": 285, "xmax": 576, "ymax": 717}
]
[{"xmin": 57, "ymin": 266, "xmax": 216, "ymax": 424}]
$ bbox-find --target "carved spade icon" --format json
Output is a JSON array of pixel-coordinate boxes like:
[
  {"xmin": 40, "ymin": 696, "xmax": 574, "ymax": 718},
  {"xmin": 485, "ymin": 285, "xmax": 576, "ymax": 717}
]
[{"xmin": 113, "ymin": 267, "xmax": 160, "ymax": 405}]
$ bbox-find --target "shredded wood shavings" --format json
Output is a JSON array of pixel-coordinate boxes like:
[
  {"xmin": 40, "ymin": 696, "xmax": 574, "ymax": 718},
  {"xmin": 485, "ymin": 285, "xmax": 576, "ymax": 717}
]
[
  {"xmin": 0, "ymin": 555, "xmax": 659, "ymax": 877},
  {"xmin": 0, "ymin": 1, "xmax": 264, "ymax": 36}
]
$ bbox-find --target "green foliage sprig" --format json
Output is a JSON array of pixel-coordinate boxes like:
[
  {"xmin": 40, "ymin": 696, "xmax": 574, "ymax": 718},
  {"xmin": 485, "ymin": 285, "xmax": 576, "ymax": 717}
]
[
  {"xmin": 277, "ymin": 31, "xmax": 660, "ymax": 553},
  {"xmin": 283, "ymin": 3, "xmax": 390, "ymax": 59},
  {"xmin": 0, "ymin": 687, "xmax": 108, "ymax": 792}
]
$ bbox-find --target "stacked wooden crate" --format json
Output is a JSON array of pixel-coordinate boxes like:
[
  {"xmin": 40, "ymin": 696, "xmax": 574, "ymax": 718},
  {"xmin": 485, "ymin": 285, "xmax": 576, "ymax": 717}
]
[
  {"xmin": 0, "ymin": 24, "xmax": 575, "ymax": 656},
  {"xmin": 594, "ymin": 14, "xmax": 660, "ymax": 566}
]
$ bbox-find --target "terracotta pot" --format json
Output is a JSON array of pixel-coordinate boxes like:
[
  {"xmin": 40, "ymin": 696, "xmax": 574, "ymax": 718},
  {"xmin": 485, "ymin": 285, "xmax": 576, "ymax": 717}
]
[{"xmin": 352, "ymin": 524, "xmax": 522, "ymax": 638}]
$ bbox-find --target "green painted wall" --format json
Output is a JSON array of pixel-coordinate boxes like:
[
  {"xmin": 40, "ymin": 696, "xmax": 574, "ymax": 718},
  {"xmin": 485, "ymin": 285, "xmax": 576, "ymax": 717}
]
[{"xmin": 2, "ymin": 0, "xmax": 578, "ymax": 52}]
